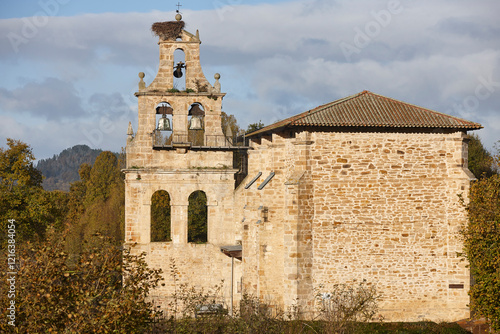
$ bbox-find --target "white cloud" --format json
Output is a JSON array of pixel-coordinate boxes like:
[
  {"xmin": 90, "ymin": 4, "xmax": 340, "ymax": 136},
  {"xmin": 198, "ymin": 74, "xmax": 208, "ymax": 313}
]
[
  {"xmin": 0, "ymin": 0, "xmax": 499, "ymax": 157},
  {"xmin": 0, "ymin": 77, "xmax": 86, "ymax": 120}
]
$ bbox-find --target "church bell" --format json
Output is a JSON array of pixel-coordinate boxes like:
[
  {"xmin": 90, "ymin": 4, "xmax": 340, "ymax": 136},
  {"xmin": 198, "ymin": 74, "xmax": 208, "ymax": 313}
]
[
  {"xmin": 157, "ymin": 114, "xmax": 172, "ymax": 131},
  {"xmin": 173, "ymin": 61, "xmax": 185, "ymax": 78},
  {"xmin": 189, "ymin": 116, "xmax": 203, "ymax": 130}
]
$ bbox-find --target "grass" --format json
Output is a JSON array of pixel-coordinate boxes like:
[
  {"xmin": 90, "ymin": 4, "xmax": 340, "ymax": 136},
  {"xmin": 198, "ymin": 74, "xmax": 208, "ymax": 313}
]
[{"xmin": 147, "ymin": 318, "xmax": 471, "ymax": 334}]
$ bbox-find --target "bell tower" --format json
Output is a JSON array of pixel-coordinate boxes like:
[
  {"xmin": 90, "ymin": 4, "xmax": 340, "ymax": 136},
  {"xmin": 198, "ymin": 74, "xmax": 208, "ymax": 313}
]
[{"xmin": 124, "ymin": 13, "xmax": 243, "ymax": 310}]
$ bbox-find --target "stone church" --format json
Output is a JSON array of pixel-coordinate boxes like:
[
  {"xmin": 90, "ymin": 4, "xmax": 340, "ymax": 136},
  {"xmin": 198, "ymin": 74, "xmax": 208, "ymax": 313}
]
[{"xmin": 124, "ymin": 14, "xmax": 482, "ymax": 322}]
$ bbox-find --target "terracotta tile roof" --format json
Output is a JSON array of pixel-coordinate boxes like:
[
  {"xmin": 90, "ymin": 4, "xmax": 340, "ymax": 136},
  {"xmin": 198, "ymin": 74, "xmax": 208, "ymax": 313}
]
[{"xmin": 246, "ymin": 91, "xmax": 482, "ymax": 137}]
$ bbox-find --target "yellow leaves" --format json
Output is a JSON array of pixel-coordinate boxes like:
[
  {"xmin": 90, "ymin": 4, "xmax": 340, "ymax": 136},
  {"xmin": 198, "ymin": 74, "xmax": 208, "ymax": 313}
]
[
  {"xmin": 0, "ymin": 205, "xmax": 162, "ymax": 333},
  {"xmin": 462, "ymin": 171, "xmax": 500, "ymax": 330}
]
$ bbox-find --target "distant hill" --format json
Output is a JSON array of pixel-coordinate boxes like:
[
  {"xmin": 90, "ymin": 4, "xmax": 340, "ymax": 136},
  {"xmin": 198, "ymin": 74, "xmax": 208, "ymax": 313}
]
[{"xmin": 36, "ymin": 145, "xmax": 103, "ymax": 191}]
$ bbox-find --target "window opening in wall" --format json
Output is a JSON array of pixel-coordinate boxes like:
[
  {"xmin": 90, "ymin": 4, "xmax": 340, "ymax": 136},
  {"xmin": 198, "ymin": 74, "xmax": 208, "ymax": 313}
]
[
  {"xmin": 173, "ymin": 48, "xmax": 186, "ymax": 90},
  {"xmin": 188, "ymin": 190, "xmax": 207, "ymax": 243},
  {"xmin": 188, "ymin": 102, "xmax": 205, "ymax": 146},
  {"xmin": 154, "ymin": 102, "xmax": 173, "ymax": 146},
  {"xmin": 151, "ymin": 190, "xmax": 171, "ymax": 242}
]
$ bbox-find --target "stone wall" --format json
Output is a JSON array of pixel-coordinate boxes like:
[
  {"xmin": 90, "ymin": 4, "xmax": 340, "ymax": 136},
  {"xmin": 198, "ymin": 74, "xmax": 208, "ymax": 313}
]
[
  {"xmin": 131, "ymin": 241, "xmax": 242, "ymax": 317},
  {"xmin": 237, "ymin": 128, "xmax": 472, "ymax": 322}
]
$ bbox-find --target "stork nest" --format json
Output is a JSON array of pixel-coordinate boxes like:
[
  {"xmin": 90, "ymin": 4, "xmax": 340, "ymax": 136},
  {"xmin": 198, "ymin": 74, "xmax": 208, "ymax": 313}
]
[{"xmin": 151, "ymin": 21, "xmax": 185, "ymax": 40}]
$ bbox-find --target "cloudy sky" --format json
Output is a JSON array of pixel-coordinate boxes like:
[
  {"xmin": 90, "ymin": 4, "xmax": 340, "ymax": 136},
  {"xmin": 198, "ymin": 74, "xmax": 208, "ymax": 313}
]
[{"xmin": 0, "ymin": 0, "xmax": 499, "ymax": 161}]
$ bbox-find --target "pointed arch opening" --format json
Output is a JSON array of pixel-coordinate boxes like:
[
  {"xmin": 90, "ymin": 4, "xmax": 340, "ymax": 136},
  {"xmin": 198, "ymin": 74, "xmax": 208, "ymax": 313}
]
[
  {"xmin": 173, "ymin": 48, "xmax": 186, "ymax": 90},
  {"xmin": 188, "ymin": 190, "xmax": 207, "ymax": 243},
  {"xmin": 151, "ymin": 190, "xmax": 171, "ymax": 242},
  {"xmin": 188, "ymin": 102, "xmax": 205, "ymax": 146}
]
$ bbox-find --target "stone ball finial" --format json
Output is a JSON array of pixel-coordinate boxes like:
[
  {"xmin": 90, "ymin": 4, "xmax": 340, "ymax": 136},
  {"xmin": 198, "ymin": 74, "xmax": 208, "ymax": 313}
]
[
  {"xmin": 175, "ymin": 13, "xmax": 182, "ymax": 21},
  {"xmin": 214, "ymin": 73, "xmax": 221, "ymax": 93},
  {"xmin": 138, "ymin": 72, "xmax": 146, "ymax": 90}
]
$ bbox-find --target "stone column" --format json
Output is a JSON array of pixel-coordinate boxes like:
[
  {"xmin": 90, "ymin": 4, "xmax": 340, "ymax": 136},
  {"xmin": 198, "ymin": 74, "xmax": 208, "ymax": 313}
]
[
  {"xmin": 283, "ymin": 183, "xmax": 300, "ymax": 312},
  {"xmin": 171, "ymin": 203, "xmax": 188, "ymax": 244},
  {"xmin": 172, "ymin": 102, "xmax": 188, "ymax": 143}
]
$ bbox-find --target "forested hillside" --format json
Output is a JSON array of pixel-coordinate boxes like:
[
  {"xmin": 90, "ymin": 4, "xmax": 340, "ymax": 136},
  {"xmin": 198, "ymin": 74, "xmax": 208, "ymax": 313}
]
[{"xmin": 36, "ymin": 145, "xmax": 103, "ymax": 191}]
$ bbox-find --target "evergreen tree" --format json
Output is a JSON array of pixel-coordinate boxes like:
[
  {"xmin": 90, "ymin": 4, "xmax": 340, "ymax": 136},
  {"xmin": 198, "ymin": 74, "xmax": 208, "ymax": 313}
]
[
  {"xmin": 66, "ymin": 151, "xmax": 124, "ymax": 255},
  {"xmin": 84, "ymin": 151, "xmax": 122, "ymax": 206},
  {"xmin": 36, "ymin": 145, "xmax": 102, "ymax": 191},
  {"xmin": 467, "ymin": 134, "xmax": 497, "ymax": 179},
  {"xmin": 188, "ymin": 191, "xmax": 207, "ymax": 243},
  {"xmin": 246, "ymin": 120, "xmax": 265, "ymax": 134},
  {"xmin": 151, "ymin": 190, "xmax": 171, "ymax": 242}
]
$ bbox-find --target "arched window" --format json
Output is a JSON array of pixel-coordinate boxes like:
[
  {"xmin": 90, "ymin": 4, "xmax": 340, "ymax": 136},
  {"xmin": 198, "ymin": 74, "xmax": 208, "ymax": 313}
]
[
  {"xmin": 188, "ymin": 102, "xmax": 205, "ymax": 146},
  {"xmin": 173, "ymin": 48, "xmax": 186, "ymax": 90},
  {"xmin": 154, "ymin": 102, "xmax": 173, "ymax": 146},
  {"xmin": 188, "ymin": 190, "xmax": 207, "ymax": 243},
  {"xmin": 151, "ymin": 190, "xmax": 171, "ymax": 242}
]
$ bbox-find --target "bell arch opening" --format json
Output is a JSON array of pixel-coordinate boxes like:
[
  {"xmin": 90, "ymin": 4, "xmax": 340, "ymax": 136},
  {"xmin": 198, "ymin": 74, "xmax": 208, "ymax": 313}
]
[
  {"xmin": 173, "ymin": 48, "xmax": 186, "ymax": 90},
  {"xmin": 151, "ymin": 190, "xmax": 171, "ymax": 242},
  {"xmin": 188, "ymin": 102, "xmax": 205, "ymax": 146},
  {"xmin": 188, "ymin": 190, "xmax": 207, "ymax": 243},
  {"xmin": 154, "ymin": 102, "xmax": 173, "ymax": 146}
]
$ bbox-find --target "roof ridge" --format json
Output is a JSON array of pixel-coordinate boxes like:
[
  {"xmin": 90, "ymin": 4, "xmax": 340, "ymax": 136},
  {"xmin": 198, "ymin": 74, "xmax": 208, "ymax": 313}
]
[
  {"xmin": 246, "ymin": 90, "xmax": 482, "ymax": 137},
  {"xmin": 290, "ymin": 91, "xmax": 367, "ymax": 125},
  {"xmin": 365, "ymin": 91, "xmax": 483, "ymax": 126}
]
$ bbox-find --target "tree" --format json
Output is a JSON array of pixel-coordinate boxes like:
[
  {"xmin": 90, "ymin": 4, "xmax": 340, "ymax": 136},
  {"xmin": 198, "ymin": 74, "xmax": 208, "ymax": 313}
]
[
  {"xmin": 0, "ymin": 138, "xmax": 42, "ymax": 190},
  {"xmin": 188, "ymin": 191, "xmax": 207, "ymax": 243},
  {"xmin": 221, "ymin": 111, "xmax": 241, "ymax": 143},
  {"xmin": 151, "ymin": 190, "xmax": 171, "ymax": 242},
  {"xmin": 64, "ymin": 163, "xmax": 91, "ymax": 227},
  {"xmin": 84, "ymin": 151, "xmax": 123, "ymax": 206},
  {"xmin": 66, "ymin": 151, "xmax": 124, "ymax": 255},
  {"xmin": 467, "ymin": 134, "xmax": 497, "ymax": 179},
  {"xmin": 36, "ymin": 144, "xmax": 102, "ymax": 191},
  {"xmin": 0, "ymin": 139, "xmax": 66, "ymax": 247},
  {"xmin": 246, "ymin": 121, "xmax": 265, "ymax": 134},
  {"xmin": 188, "ymin": 127, "xmax": 205, "ymax": 146},
  {"xmin": 0, "ymin": 231, "xmax": 163, "ymax": 333},
  {"xmin": 462, "ymin": 151, "xmax": 500, "ymax": 330}
]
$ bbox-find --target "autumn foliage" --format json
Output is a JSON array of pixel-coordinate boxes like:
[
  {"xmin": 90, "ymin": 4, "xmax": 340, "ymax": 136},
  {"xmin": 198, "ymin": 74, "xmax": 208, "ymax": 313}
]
[
  {"xmin": 462, "ymin": 149, "xmax": 500, "ymax": 330},
  {"xmin": 0, "ymin": 139, "xmax": 162, "ymax": 332},
  {"xmin": 0, "ymin": 232, "xmax": 163, "ymax": 333}
]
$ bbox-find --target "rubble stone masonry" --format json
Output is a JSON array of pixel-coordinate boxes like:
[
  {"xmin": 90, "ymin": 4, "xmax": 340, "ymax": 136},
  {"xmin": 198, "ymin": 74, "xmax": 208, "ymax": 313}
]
[{"xmin": 236, "ymin": 128, "xmax": 472, "ymax": 322}]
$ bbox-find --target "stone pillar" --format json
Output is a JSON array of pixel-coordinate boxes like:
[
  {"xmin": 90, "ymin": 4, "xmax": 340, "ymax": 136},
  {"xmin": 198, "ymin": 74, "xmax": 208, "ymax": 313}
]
[
  {"xmin": 172, "ymin": 105, "xmax": 188, "ymax": 143},
  {"xmin": 171, "ymin": 204, "xmax": 188, "ymax": 244},
  {"xmin": 283, "ymin": 183, "xmax": 300, "ymax": 312}
]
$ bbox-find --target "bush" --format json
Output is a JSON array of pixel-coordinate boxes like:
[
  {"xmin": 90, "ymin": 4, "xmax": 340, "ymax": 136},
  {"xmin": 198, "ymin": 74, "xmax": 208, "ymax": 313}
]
[
  {"xmin": 146, "ymin": 277, "xmax": 381, "ymax": 333},
  {"xmin": 315, "ymin": 279, "xmax": 379, "ymax": 334},
  {"xmin": 461, "ymin": 171, "xmax": 500, "ymax": 331},
  {"xmin": 0, "ymin": 231, "xmax": 163, "ymax": 333}
]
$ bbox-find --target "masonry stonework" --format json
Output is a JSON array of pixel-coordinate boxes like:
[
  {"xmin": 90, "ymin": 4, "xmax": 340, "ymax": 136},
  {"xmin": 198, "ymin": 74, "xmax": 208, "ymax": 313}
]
[
  {"xmin": 236, "ymin": 129, "xmax": 472, "ymax": 321},
  {"xmin": 124, "ymin": 15, "xmax": 481, "ymax": 322},
  {"xmin": 124, "ymin": 16, "xmax": 242, "ymax": 314}
]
